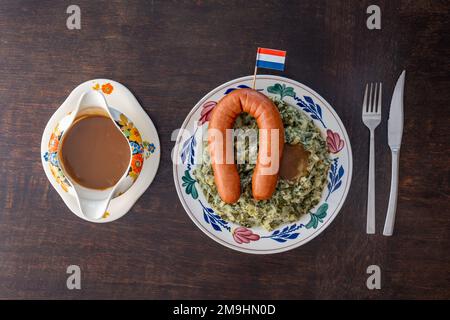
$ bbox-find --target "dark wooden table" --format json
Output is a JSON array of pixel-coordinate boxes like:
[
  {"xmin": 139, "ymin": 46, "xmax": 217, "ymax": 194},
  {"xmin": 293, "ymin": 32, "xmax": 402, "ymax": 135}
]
[{"xmin": 0, "ymin": 0, "xmax": 448, "ymax": 300}]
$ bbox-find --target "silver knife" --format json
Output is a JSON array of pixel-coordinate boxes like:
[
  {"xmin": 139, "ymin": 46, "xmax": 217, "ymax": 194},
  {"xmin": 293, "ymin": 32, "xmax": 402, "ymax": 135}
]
[{"xmin": 383, "ymin": 70, "xmax": 406, "ymax": 236}]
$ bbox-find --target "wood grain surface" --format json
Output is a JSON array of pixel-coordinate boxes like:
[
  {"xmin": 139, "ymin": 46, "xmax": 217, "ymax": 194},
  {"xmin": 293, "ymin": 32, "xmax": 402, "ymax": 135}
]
[{"xmin": 0, "ymin": 0, "xmax": 449, "ymax": 299}]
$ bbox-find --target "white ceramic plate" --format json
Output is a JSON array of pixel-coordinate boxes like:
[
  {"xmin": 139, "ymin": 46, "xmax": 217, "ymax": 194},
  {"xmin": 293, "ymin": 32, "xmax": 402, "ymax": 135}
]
[
  {"xmin": 41, "ymin": 79, "xmax": 160, "ymax": 223},
  {"xmin": 173, "ymin": 75, "xmax": 352, "ymax": 254}
]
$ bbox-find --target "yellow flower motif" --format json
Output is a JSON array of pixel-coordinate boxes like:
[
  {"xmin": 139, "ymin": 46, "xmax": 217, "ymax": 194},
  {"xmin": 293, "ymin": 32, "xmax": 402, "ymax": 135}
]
[
  {"xmin": 49, "ymin": 165, "xmax": 69, "ymax": 192},
  {"xmin": 128, "ymin": 171, "xmax": 138, "ymax": 181},
  {"xmin": 102, "ymin": 211, "xmax": 110, "ymax": 219},
  {"xmin": 128, "ymin": 127, "xmax": 142, "ymax": 143},
  {"xmin": 92, "ymin": 83, "xmax": 100, "ymax": 91},
  {"xmin": 118, "ymin": 114, "xmax": 132, "ymax": 130}
]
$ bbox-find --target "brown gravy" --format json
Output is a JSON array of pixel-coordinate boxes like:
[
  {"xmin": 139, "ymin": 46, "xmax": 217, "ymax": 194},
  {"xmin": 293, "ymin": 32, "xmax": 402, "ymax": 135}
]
[
  {"xmin": 60, "ymin": 115, "xmax": 131, "ymax": 189},
  {"xmin": 279, "ymin": 143, "xmax": 310, "ymax": 181}
]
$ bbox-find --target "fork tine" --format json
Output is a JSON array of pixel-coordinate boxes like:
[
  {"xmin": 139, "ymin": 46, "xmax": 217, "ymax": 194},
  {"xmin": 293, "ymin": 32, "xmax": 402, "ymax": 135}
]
[
  {"xmin": 363, "ymin": 84, "xmax": 368, "ymax": 113},
  {"xmin": 377, "ymin": 82, "xmax": 382, "ymax": 114},
  {"xmin": 368, "ymin": 83, "xmax": 374, "ymax": 113},
  {"xmin": 374, "ymin": 83, "xmax": 379, "ymax": 113}
]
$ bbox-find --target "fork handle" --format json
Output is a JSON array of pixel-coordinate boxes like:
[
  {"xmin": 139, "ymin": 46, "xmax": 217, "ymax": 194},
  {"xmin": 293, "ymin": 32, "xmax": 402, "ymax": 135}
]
[
  {"xmin": 366, "ymin": 130, "xmax": 376, "ymax": 234},
  {"xmin": 383, "ymin": 149, "xmax": 400, "ymax": 236}
]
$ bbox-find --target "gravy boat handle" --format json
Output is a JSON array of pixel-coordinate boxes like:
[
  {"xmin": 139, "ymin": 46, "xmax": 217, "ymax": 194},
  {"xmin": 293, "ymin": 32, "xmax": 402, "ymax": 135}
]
[{"xmin": 76, "ymin": 90, "xmax": 110, "ymax": 114}]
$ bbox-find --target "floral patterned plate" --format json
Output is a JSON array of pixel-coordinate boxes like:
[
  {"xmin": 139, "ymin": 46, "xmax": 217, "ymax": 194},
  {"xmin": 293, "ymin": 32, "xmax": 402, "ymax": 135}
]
[
  {"xmin": 41, "ymin": 79, "xmax": 160, "ymax": 223},
  {"xmin": 173, "ymin": 75, "xmax": 352, "ymax": 254}
]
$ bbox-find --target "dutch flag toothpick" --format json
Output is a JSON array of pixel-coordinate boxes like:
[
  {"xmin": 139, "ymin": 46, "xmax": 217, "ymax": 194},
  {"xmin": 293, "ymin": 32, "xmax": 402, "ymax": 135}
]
[{"xmin": 253, "ymin": 47, "xmax": 287, "ymax": 88}]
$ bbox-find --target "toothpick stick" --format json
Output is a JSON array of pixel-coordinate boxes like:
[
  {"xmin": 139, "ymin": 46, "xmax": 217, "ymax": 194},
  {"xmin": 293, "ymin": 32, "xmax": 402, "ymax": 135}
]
[{"xmin": 252, "ymin": 65, "xmax": 258, "ymax": 89}]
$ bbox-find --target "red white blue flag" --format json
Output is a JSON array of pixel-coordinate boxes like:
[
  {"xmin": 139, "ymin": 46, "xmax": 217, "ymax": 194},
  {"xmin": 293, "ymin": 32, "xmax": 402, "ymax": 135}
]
[{"xmin": 256, "ymin": 47, "xmax": 286, "ymax": 71}]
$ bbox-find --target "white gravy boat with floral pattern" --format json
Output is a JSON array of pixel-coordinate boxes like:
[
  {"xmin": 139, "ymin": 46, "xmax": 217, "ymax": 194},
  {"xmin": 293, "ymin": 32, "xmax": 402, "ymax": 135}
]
[{"xmin": 57, "ymin": 91, "xmax": 132, "ymax": 220}]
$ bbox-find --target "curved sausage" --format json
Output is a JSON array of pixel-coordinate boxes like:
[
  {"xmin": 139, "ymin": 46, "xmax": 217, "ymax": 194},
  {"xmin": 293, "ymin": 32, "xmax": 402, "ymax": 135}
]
[{"xmin": 208, "ymin": 88, "xmax": 285, "ymax": 203}]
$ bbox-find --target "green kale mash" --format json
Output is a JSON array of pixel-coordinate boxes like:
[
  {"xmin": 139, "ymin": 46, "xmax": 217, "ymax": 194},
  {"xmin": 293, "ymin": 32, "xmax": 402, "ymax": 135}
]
[{"xmin": 194, "ymin": 99, "xmax": 330, "ymax": 231}]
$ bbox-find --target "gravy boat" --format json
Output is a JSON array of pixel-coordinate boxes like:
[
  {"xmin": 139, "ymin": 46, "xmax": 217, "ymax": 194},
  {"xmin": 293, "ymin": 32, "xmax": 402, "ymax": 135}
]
[{"xmin": 57, "ymin": 91, "xmax": 132, "ymax": 220}]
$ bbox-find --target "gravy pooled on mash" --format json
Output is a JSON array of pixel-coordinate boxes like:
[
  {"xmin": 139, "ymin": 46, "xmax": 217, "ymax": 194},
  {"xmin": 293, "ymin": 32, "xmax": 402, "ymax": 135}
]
[{"xmin": 280, "ymin": 143, "xmax": 310, "ymax": 181}]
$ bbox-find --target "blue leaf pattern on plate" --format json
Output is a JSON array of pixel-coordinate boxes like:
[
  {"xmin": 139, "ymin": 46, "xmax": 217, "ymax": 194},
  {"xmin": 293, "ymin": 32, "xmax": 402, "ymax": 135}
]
[
  {"xmin": 261, "ymin": 223, "xmax": 303, "ymax": 243},
  {"xmin": 224, "ymin": 85, "xmax": 251, "ymax": 95},
  {"xmin": 199, "ymin": 200, "xmax": 230, "ymax": 232},
  {"xmin": 326, "ymin": 158, "xmax": 344, "ymax": 200},
  {"xmin": 295, "ymin": 95, "xmax": 326, "ymax": 128},
  {"xmin": 180, "ymin": 132, "xmax": 197, "ymax": 169}
]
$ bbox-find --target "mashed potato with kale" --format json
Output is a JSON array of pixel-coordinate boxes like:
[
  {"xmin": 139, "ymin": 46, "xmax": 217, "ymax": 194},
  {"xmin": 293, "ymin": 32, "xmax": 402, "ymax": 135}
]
[{"xmin": 194, "ymin": 99, "xmax": 330, "ymax": 231}]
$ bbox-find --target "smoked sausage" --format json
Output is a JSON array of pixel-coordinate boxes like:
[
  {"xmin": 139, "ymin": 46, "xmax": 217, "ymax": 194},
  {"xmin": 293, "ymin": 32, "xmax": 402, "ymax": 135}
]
[{"xmin": 208, "ymin": 89, "xmax": 284, "ymax": 203}]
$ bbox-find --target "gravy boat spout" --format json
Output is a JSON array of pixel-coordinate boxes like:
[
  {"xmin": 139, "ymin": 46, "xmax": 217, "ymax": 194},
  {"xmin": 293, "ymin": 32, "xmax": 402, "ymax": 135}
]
[
  {"xmin": 75, "ymin": 187, "xmax": 115, "ymax": 220},
  {"xmin": 58, "ymin": 90, "xmax": 132, "ymax": 220}
]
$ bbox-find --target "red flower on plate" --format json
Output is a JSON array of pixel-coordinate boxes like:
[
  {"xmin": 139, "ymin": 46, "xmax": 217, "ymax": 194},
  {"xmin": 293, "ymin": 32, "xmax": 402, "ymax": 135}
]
[
  {"xmin": 326, "ymin": 129, "xmax": 344, "ymax": 154},
  {"xmin": 130, "ymin": 153, "xmax": 144, "ymax": 174},
  {"xmin": 198, "ymin": 101, "xmax": 217, "ymax": 125},
  {"xmin": 101, "ymin": 83, "xmax": 114, "ymax": 95},
  {"xmin": 232, "ymin": 227, "xmax": 260, "ymax": 244}
]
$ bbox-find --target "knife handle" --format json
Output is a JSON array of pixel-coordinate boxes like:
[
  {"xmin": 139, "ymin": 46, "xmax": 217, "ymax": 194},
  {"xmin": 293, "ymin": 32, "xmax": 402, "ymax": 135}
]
[{"xmin": 383, "ymin": 149, "xmax": 400, "ymax": 236}]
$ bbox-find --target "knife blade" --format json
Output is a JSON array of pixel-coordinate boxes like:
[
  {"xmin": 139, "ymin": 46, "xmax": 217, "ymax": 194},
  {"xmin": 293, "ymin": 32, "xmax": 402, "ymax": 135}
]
[
  {"xmin": 384, "ymin": 70, "xmax": 406, "ymax": 236},
  {"xmin": 388, "ymin": 70, "xmax": 406, "ymax": 150}
]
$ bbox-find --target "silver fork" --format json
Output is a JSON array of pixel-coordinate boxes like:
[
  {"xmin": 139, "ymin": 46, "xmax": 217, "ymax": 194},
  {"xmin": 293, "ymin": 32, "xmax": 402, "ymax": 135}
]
[{"xmin": 362, "ymin": 83, "xmax": 382, "ymax": 234}]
